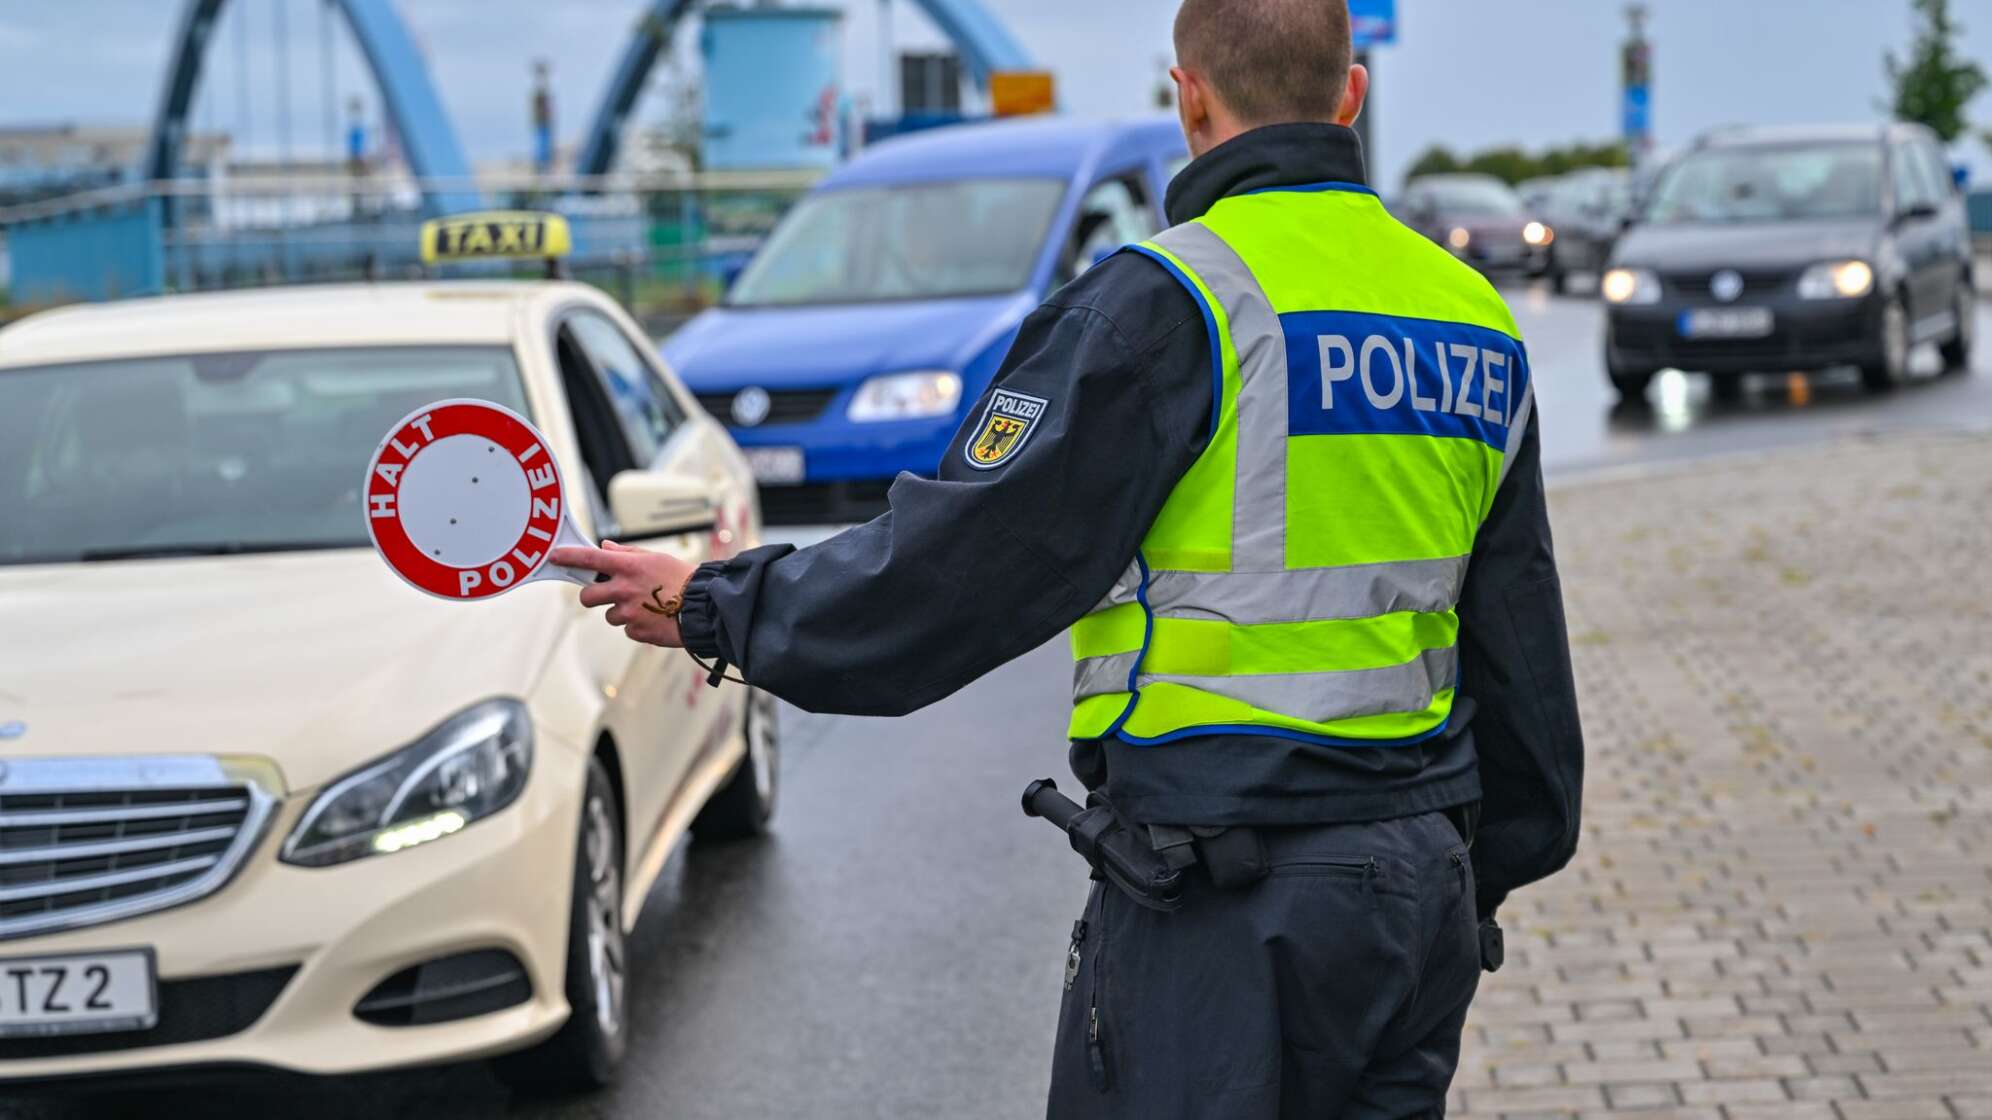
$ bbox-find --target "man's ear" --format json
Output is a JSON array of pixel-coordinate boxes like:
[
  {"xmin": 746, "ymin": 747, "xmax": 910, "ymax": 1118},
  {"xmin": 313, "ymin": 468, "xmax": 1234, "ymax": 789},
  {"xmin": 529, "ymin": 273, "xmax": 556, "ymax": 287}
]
[
  {"xmin": 1170, "ymin": 65, "xmax": 1209, "ymax": 152},
  {"xmin": 1335, "ymin": 62, "xmax": 1370, "ymax": 128}
]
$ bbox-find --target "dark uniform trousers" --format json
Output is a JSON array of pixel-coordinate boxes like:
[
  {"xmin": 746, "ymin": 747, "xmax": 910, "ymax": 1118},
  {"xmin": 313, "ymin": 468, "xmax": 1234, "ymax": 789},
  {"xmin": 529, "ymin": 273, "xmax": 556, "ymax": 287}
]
[{"xmin": 1046, "ymin": 811, "xmax": 1480, "ymax": 1119}]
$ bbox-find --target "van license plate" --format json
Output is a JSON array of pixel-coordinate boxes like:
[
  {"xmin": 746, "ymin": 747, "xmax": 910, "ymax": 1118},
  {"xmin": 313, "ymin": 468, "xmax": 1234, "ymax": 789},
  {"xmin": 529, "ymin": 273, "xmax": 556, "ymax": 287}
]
[
  {"xmin": 1679, "ymin": 308, "xmax": 1773, "ymax": 339},
  {"xmin": 744, "ymin": 447, "xmax": 805, "ymax": 486},
  {"xmin": 0, "ymin": 949, "xmax": 157, "ymax": 1037}
]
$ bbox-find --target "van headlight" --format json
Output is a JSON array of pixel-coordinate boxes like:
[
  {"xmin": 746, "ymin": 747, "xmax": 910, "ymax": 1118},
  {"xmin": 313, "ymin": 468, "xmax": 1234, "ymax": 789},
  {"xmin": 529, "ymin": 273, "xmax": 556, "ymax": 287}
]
[
  {"xmin": 1797, "ymin": 260, "xmax": 1874, "ymax": 300},
  {"xmin": 846, "ymin": 370, "xmax": 964, "ymax": 422},
  {"xmin": 1602, "ymin": 267, "xmax": 1662, "ymax": 305},
  {"xmin": 281, "ymin": 698, "xmax": 533, "ymax": 867}
]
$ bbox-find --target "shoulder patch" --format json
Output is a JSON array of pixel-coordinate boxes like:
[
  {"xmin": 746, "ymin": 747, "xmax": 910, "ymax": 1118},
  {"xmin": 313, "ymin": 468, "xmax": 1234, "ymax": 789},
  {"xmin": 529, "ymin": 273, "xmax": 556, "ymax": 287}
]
[{"xmin": 963, "ymin": 389, "xmax": 1049, "ymax": 471}]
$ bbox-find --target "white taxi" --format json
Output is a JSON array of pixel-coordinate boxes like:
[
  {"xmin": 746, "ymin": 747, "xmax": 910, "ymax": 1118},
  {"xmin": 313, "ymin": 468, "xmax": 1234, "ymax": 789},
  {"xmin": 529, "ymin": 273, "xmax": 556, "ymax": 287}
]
[{"xmin": 0, "ymin": 215, "xmax": 776, "ymax": 1088}]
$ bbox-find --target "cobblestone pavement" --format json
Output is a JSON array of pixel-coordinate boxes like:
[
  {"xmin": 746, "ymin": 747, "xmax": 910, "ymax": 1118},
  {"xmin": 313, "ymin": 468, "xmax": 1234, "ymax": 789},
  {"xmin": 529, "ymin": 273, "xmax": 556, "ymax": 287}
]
[{"xmin": 1448, "ymin": 432, "xmax": 1992, "ymax": 1119}]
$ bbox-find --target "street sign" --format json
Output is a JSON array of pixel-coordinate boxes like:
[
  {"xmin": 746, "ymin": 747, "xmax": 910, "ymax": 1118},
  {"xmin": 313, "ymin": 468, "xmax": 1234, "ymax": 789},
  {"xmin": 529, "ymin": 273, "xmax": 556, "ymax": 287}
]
[
  {"xmin": 364, "ymin": 399, "xmax": 596, "ymax": 601},
  {"xmin": 1350, "ymin": 0, "xmax": 1397, "ymax": 47}
]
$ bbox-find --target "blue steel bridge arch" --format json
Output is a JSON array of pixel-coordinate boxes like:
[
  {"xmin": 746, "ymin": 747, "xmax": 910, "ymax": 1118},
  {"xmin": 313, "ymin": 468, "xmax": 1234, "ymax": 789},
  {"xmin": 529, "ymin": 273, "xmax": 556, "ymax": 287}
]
[
  {"xmin": 145, "ymin": 0, "xmax": 480, "ymax": 214},
  {"xmin": 575, "ymin": 0, "xmax": 1034, "ymax": 176}
]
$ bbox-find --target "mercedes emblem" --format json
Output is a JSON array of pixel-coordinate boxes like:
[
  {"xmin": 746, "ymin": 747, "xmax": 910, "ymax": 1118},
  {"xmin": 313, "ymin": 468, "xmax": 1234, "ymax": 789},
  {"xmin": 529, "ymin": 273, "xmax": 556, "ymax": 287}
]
[
  {"xmin": 1710, "ymin": 270, "xmax": 1744, "ymax": 303},
  {"xmin": 731, "ymin": 386, "xmax": 773, "ymax": 428}
]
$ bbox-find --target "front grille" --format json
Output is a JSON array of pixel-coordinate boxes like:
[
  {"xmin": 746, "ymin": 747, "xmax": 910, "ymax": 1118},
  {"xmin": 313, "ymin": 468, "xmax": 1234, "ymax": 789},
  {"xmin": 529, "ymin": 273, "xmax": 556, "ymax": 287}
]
[
  {"xmin": 757, "ymin": 479, "xmax": 896, "ymax": 526},
  {"xmin": 0, "ymin": 759, "xmax": 274, "ymax": 940},
  {"xmin": 1662, "ymin": 269, "xmax": 1791, "ymax": 299},
  {"xmin": 695, "ymin": 388, "xmax": 840, "ymax": 427},
  {"xmin": 0, "ymin": 965, "xmax": 296, "ymax": 1060}
]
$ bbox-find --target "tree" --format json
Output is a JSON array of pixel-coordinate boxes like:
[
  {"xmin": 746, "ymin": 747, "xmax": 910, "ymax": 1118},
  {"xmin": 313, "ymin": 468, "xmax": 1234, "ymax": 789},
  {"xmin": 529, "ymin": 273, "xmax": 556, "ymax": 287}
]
[
  {"xmin": 1884, "ymin": 0, "xmax": 1987, "ymax": 143},
  {"xmin": 1404, "ymin": 146, "xmax": 1462, "ymax": 179}
]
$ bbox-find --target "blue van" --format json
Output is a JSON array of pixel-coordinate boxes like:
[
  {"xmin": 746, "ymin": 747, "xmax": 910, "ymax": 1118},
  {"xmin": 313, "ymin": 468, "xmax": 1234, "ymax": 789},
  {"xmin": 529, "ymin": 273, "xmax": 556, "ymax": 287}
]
[{"xmin": 664, "ymin": 116, "xmax": 1188, "ymax": 524}]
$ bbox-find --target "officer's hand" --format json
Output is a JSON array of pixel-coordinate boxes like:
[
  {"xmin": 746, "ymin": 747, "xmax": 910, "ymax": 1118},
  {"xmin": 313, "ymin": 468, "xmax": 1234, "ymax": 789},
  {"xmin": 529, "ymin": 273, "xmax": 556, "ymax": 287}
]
[{"xmin": 552, "ymin": 540, "xmax": 695, "ymax": 649}]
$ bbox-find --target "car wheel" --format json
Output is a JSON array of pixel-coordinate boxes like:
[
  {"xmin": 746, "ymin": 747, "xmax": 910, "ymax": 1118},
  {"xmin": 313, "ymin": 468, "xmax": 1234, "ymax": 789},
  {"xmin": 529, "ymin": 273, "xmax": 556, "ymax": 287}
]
[
  {"xmin": 1860, "ymin": 293, "xmax": 1910, "ymax": 393},
  {"xmin": 692, "ymin": 687, "xmax": 779, "ymax": 841},
  {"xmin": 1606, "ymin": 346, "xmax": 1655, "ymax": 402},
  {"xmin": 1939, "ymin": 277, "xmax": 1974, "ymax": 372},
  {"xmin": 494, "ymin": 758, "xmax": 627, "ymax": 1093}
]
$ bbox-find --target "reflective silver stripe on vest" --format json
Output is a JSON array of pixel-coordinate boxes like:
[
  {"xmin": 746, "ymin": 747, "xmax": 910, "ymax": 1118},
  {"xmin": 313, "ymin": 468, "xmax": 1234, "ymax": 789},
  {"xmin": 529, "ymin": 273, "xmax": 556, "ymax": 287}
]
[
  {"xmin": 1149, "ymin": 222, "xmax": 1289, "ymax": 573},
  {"xmin": 1139, "ymin": 646, "xmax": 1456, "ymax": 723},
  {"xmin": 1147, "ymin": 556, "xmax": 1467, "ymax": 625},
  {"xmin": 1086, "ymin": 554, "xmax": 1466, "ymax": 625},
  {"xmin": 1073, "ymin": 650, "xmax": 1141, "ymax": 701},
  {"xmin": 1497, "ymin": 379, "xmax": 1535, "ymax": 490}
]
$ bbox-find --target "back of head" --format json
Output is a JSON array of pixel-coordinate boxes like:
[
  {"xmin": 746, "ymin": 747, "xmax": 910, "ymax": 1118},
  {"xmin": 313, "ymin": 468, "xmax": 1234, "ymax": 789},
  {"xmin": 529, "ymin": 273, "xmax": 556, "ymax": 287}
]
[{"xmin": 1174, "ymin": 0, "xmax": 1353, "ymax": 127}]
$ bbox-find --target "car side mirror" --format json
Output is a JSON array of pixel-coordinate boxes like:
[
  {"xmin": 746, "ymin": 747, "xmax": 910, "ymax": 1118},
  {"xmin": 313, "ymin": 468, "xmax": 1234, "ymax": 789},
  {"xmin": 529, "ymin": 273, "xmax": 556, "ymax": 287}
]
[
  {"xmin": 1895, "ymin": 202, "xmax": 1939, "ymax": 225},
  {"xmin": 608, "ymin": 467, "xmax": 718, "ymax": 539}
]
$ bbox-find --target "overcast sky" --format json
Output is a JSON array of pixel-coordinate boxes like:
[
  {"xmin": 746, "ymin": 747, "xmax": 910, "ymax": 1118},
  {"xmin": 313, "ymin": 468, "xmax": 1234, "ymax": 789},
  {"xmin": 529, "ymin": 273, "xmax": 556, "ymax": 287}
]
[{"xmin": 1, "ymin": 0, "xmax": 1989, "ymax": 189}]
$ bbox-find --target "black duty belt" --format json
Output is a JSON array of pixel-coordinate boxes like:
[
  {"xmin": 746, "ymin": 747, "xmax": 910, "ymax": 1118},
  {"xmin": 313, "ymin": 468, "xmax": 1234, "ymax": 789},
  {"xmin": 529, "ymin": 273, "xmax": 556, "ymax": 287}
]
[{"xmin": 1021, "ymin": 779, "xmax": 1504, "ymax": 973}]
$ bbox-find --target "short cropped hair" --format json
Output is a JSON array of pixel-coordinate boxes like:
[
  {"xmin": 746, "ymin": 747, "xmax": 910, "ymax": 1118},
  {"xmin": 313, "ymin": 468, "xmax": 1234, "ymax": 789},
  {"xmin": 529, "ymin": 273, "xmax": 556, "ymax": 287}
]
[{"xmin": 1174, "ymin": 0, "xmax": 1352, "ymax": 126}]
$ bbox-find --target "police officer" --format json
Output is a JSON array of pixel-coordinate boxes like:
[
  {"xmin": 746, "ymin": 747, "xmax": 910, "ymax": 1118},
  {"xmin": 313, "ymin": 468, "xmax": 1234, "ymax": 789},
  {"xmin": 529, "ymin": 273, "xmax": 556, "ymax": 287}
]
[{"xmin": 555, "ymin": 1, "xmax": 1585, "ymax": 1114}]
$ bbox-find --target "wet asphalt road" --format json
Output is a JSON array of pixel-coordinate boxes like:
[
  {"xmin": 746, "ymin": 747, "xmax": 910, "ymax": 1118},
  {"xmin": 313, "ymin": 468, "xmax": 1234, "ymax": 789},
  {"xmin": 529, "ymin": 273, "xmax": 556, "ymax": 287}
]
[{"xmin": 7, "ymin": 287, "xmax": 1990, "ymax": 1119}]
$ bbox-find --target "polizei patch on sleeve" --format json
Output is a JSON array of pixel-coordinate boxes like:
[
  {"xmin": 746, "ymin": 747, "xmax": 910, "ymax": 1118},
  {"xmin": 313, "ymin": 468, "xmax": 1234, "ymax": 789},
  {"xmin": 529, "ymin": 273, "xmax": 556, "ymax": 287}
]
[{"xmin": 963, "ymin": 389, "xmax": 1049, "ymax": 470}]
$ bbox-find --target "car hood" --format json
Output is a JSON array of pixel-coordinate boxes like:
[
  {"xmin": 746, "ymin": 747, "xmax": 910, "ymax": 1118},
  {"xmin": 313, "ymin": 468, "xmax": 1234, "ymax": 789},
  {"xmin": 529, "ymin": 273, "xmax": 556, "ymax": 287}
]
[
  {"xmin": 1613, "ymin": 219, "xmax": 1880, "ymax": 271},
  {"xmin": 663, "ymin": 292, "xmax": 1036, "ymax": 390},
  {"xmin": 0, "ymin": 550, "xmax": 572, "ymax": 791}
]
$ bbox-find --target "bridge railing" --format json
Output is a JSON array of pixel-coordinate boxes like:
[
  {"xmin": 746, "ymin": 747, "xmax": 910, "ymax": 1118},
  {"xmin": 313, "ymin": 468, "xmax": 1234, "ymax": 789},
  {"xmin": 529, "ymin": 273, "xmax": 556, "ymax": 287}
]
[{"xmin": 0, "ymin": 170, "xmax": 823, "ymax": 330}]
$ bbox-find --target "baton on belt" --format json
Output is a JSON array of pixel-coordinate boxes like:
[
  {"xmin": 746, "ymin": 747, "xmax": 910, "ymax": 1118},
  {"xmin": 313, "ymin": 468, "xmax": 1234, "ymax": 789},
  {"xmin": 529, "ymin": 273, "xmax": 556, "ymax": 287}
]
[{"xmin": 1023, "ymin": 779, "xmax": 1185, "ymax": 912}]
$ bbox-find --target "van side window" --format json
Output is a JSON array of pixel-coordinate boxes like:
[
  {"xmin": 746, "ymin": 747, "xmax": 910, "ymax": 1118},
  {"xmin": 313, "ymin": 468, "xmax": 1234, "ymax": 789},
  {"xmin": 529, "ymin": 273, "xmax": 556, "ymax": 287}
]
[
  {"xmin": 1062, "ymin": 176, "xmax": 1159, "ymax": 285},
  {"xmin": 1890, "ymin": 142, "xmax": 1940, "ymax": 214}
]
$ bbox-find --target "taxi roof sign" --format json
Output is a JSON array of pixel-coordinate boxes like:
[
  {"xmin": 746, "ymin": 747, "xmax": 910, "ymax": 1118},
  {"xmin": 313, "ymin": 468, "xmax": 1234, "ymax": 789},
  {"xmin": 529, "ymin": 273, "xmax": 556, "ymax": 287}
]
[{"xmin": 419, "ymin": 211, "xmax": 572, "ymax": 265}]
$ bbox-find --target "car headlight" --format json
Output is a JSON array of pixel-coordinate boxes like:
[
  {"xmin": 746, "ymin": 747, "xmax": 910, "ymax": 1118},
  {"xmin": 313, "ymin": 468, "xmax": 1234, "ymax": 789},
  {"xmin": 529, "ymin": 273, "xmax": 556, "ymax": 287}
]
[
  {"xmin": 281, "ymin": 698, "xmax": 533, "ymax": 867},
  {"xmin": 846, "ymin": 370, "xmax": 964, "ymax": 422},
  {"xmin": 1446, "ymin": 227, "xmax": 1471, "ymax": 251},
  {"xmin": 1602, "ymin": 267, "xmax": 1662, "ymax": 305},
  {"xmin": 1797, "ymin": 259, "xmax": 1874, "ymax": 300},
  {"xmin": 1523, "ymin": 221, "xmax": 1553, "ymax": 246}
]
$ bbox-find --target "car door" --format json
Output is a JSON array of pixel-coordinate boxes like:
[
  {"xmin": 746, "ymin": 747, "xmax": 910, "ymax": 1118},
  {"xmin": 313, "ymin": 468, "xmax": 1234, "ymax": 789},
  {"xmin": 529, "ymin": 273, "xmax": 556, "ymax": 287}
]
[
  {"xmin": 552, "ymin": 306, "xmax": 719, "ymax": 854},
  {"xmin": 1887, "ymin": 140, "xmax": 1947, "ymax": 327}
]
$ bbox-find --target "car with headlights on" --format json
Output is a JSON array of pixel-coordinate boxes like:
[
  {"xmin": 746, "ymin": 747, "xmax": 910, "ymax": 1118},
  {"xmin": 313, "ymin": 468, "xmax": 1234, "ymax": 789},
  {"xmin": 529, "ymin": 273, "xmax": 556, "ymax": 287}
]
[
  {"xmin": 0, "ymin": 231, "xmax": 778, "ymax": 1090},
  {"xmin": 1535, "ymin": 168, "xmax": 1632, "ymax": 293},
  {"xmin": 1397, "ymin": 173, "xmax": 1552, "ymax": 278},
  {"xmin": 1602, "ymin": 122, "xmax": 1974, "ymax": 401},
  {"xmin": 665, "ymin": 115, "xmax": 1186, "ymax": 525}
]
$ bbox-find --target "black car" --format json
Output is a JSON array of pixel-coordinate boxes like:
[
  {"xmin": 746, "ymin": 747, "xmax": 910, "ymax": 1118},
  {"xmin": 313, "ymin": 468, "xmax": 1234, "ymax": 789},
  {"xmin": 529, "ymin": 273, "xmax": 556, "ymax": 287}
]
[
  {"xmin": 1603, "ymin": 122, "xmax": 1974, "ymax": 401},
  {"xmin": 1398, "ymin": 174, "xmax": 1552, "ymax": 277},
  {"xmin": 1537, "ymin": 168, "xmax": 1632, "ymax": 293}
]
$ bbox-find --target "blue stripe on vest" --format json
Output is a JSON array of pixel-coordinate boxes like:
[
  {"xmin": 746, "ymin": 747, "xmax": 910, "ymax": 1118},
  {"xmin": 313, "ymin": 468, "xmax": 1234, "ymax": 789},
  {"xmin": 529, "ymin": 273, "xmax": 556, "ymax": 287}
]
[{"xmin": 1283, "ymin": 310, "xmax": 1530, "ymax": 450}]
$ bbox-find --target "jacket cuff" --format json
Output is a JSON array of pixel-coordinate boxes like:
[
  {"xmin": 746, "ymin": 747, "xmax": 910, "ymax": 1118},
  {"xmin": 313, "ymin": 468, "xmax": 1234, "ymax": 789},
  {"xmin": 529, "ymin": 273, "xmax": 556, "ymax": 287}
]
[{"xmin": 677, "ymin": 562, "xmax": 729, "ymax": 660}]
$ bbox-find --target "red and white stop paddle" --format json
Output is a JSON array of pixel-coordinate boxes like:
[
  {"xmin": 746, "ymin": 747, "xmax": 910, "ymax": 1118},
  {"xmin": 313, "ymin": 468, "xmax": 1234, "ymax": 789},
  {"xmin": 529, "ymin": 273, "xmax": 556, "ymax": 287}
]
[{"xmin": 364, "ymin": 399, "xmax": 597, "ymax": 600}]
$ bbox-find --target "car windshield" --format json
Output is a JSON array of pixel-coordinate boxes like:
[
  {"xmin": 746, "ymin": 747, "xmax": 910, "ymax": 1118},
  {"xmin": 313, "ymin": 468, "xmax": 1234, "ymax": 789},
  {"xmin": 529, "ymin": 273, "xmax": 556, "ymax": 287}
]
[
  {"xmin": 0, "ymin": 346, "xmax": 529, "ymax": 566},
  {"xmin": 727, "ymin": 178, "xmax": 1067, "ymax": 306},
  {"xmin": 1646, "ymin": 142, "xmax": 1883, "ymax": 223},
  {"xmin": 1414, "ymin": 178, "xmax": 1525, "ymax": 217}
]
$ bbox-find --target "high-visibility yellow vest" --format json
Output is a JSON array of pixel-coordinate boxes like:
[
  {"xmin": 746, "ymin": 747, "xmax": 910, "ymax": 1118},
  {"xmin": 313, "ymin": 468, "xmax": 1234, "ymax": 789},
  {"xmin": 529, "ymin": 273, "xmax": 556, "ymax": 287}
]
[{"xmin": 1069, "ymin": 182, "xmax": 1534, "ymax": 746}]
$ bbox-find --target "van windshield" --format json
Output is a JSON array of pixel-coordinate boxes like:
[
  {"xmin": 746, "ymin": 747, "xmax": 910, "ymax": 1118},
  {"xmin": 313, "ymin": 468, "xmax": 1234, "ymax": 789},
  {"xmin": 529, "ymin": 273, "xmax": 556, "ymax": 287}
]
[
  {"xmin": 727, "ymin": 178, "xmax": 1067, "ymax": 306},
  {"xmin": 1647, "ymin": 142, "xmax": 1883, "ymax": 223}
]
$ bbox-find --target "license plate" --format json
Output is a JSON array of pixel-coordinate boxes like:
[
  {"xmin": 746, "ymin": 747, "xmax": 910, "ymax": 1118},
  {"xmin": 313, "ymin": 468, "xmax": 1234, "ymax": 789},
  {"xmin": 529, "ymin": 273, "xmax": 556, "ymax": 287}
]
[
  {"xmin": 0, "ymin": 949, "xmax": 156, "ymax": 1037},
  {"xmin": 1679, "ymin": 307, "xmax": 1774, "ymax": 339},
  {"xmin": 744, "ymin": 446, "xmax": 805, "ymax": 486}
]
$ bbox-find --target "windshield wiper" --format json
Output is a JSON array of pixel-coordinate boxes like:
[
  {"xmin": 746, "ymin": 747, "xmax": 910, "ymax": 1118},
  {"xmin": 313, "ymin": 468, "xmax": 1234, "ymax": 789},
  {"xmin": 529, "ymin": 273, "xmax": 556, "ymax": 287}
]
[{"xmin": 78, "ymin": 541, "xmax": 349, "ymax": 562}]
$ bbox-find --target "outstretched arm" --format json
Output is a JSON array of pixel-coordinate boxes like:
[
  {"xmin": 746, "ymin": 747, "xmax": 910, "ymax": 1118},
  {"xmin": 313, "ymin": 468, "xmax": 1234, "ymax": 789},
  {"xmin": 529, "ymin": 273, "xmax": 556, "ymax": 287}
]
[{"xmin": 558, "ymin": 255, "xmax": 1213, "ymax": 717}]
